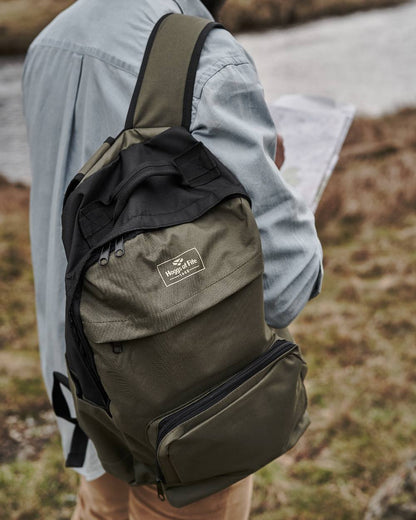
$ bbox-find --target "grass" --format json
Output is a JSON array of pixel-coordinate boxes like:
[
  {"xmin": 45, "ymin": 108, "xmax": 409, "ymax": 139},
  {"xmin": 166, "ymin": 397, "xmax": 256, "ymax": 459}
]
[
  {"xmin": 0, "ymin": 0, "xmax": 73, "ymax": 54},
  {"xmin": 249, "ymin": 109, "xmax": 416, "ymax": 519},
  {"xmin": 0, "ymin": 177, "xmax": 79, "ymax": 518},
  {"xmin": 0, "ymin": 108, "xmax": 416, "ymax": 518},
  {"xmin": 0, "ymin": 0, "xmax": 410, "ymax": 54},
  {"xmin": 220, "ymin": 0, "xmax": 409, "ymax": 32},
  {"xmin": 0, "ymin": 436, "xmax": 79, "ymax": 520}
]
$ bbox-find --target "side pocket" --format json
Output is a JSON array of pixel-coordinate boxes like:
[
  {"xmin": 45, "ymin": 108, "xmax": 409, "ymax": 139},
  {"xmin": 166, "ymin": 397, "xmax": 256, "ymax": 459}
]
[
  {"xmin": 68, "ymin": 371, "xmax": 136, "ymax": 484},
  {"xmin": 147, "ymin": 340, "xmax": 309, "ymax": 488}
]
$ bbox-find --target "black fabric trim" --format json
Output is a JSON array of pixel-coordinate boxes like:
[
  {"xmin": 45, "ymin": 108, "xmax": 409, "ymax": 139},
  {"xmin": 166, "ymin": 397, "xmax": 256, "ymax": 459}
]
[
  {"xmin": 124, "ymin": 13, "xmax": 173, "ymax": 130},
  {"xmin": 52, "ymin": 371, "xmax": 89, "ymax": 468},
  {"xmin": 65, "ymin": 425, "xmax": 89, "ymax": 468},
  {"xmin": 171, "ymin": 0, "xmax": 184, "ymax": 13},
  {"xmin": 173, "ymin": 141, "xmax": 220, "ymax": 186},
  {"xmin": 71, "ymin": 288, "xmax": 111, "ymax": 410},
  {"xmin": 182, "ymin": 22, "xmax": 222, "ymax": 130},
  {"xmin": 52, "ymin": 372, "xmax": 75, "ymax": 424},
  {"xmin": 63, "ymin": 173, "xmax": 85, "ymax": 208},
  {"xmin": 62, "ymin": 127, "xmax": 251, "ymax": 408}
]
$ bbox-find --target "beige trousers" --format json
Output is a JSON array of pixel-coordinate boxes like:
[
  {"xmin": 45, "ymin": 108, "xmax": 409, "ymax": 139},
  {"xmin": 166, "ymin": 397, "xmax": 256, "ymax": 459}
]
[{"xmin": 71, "ymin": 472, "xmax": 253, "ymax": 520}]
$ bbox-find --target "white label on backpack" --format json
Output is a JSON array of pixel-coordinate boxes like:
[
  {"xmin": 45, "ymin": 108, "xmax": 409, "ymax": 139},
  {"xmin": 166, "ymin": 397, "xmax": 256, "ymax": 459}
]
[{"xmin": 157, "ymin": 248, "xmax": 205, "ymax": 287}]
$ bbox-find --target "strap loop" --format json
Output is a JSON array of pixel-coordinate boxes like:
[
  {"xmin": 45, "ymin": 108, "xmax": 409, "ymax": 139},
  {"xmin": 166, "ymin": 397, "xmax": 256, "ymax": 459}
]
[
  {"xmin": 52, "ymin": 371, "xmax": 89, "ymax": 468},
  {"xmin": 173, "ymin": 142, "xmax": 220, "ymax": 187}
]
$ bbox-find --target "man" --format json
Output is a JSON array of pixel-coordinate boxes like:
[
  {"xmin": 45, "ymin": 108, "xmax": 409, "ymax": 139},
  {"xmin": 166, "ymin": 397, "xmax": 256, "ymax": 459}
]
[{"xmin": 22, "ymin": 0, "xmax": 323, "ymax": 518}]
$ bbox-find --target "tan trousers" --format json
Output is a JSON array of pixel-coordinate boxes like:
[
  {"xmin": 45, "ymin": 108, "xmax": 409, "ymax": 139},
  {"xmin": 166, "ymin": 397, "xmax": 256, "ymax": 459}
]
[{"xmin": 71, "ymin": 472, "xmax": 253, "ymax": 520}]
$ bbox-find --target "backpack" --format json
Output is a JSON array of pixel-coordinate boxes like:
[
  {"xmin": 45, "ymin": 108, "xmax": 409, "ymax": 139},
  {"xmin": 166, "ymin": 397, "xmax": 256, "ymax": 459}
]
[{"xmin": 53, "ymin": 13, "xmax": 310, "ymax": 508}]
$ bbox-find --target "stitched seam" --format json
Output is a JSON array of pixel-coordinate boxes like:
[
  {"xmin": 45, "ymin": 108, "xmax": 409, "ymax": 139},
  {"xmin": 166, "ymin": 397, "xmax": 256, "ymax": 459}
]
[
  {"xmin": 191, "ymin": 61, "xmax": 252, "ymax": 127},
  {"xmin": 29, "ymin": 39, "xmax": 138, "ymax": 76},
  {"xmin": 82, "ymin": 193, "xmax": 220, "ymax": 240},
  {"xmin": 84, "ymin": 192, "xmax": 222, "ymax": 239},
  {"xmin": 29, "ymin": 40, "xmax": 251, "ymax": 101},
  {"xmin": 194, "ymin": 59, "xmax": 251, "ymax": 100}
]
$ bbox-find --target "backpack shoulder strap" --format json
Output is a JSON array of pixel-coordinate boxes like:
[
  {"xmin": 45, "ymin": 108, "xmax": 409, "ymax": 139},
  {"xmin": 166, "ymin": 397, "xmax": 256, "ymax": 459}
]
[{"xmin": 124, "ymin": 13, "xmax": 221, "ymax": 132}]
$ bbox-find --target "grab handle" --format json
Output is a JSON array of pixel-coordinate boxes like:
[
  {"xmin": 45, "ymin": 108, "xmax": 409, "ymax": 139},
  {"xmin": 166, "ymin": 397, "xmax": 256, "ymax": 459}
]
[{"xmin": 113, "ymin": 165, "xmax": 178, "ymax": 221}]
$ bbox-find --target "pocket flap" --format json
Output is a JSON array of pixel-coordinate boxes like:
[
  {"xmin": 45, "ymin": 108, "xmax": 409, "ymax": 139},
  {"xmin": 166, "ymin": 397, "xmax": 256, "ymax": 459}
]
[{"xmin": 80, "ymin": 198, "xmax": 263, "ymax": 343}]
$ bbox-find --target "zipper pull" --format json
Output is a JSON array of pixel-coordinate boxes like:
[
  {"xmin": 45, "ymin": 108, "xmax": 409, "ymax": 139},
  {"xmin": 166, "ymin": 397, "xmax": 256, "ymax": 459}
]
[
  {"xmin": 115, "ymin": 236, "xmax": 125, "ymax": 258},
  {"xmin": 156, "ymin": 477, "xmax": 166, "ymax": 501},
  {"xmin": 112, "ymin": 342, "xmax": 123, "ymax": 354},
  {"xmin": 98, "ymin": 243, "xmax": 111, "ymax": 266}
]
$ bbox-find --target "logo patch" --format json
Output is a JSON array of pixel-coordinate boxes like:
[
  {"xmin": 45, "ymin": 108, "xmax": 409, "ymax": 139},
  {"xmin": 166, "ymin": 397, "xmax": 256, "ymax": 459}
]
[{"xmin": 157, "ymin": 248, "xmax": 205, "ymax": 287}]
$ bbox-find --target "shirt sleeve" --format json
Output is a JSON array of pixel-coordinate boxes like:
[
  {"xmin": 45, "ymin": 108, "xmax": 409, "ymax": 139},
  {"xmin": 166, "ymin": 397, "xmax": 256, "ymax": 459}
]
[{"xmin": 190, "ymin": 57, "xmax": 323, "ymax": 329}]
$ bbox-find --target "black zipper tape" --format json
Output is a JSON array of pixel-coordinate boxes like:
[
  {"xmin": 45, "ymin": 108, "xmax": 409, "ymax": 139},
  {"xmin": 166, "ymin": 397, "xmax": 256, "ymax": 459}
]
[{"xmin": 156, "ymin": 339, "xmax": 296, "ymax": 446}]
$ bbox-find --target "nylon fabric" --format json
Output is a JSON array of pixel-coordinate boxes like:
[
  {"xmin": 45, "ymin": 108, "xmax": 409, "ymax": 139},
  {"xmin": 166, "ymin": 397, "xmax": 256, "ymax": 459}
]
[
  {"xmin": 132, "ymin": 15, "xmax": 211, "ymax": 129},
  {"xmin": 68, "ymin": 371, "xmax": 136, "ymax": 483},
  {"xmin": 23, "ymin": 0, "xmax": 323, "ymax": 487},
  {"xmin": 57, "ymin": 12, "xmax": 312, "ymax": 508},
  {"xmin": 82, "ymin": 128, "xmax": 145, "ymax": 181},
  {"xmin": 80, "ymin": 198, "xmax": 262, "ymax": 341},
  {"xmin": 79, "ymin": 141, "xmax": 112, "ymax": 176},
  {"xmin": 157, "ymin": 350, "xmax": 307, "ymax": 482},
  {"xmin": 81, "ymin": 126, "xmax": 173, "ymax": 182},
  {"xmin": 86, "ymin": 276, "xmax": 274, "ymax": 457},
  {"xmin": 156, "ymin": 348, "xmax": 308, "ymax": 507}
]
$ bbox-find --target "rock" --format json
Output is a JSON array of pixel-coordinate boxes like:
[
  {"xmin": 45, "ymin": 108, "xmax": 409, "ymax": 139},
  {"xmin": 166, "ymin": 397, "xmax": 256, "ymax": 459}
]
[{"xmin": 365, "ymin": 456, "xmax": 416, "ymax": 520}]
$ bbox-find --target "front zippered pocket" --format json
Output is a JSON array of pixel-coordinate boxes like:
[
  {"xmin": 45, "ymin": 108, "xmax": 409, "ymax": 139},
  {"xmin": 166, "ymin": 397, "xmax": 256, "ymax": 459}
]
[
  {"xmin": 156, "ymin": 339, "xmax": 295, "ymax": 446},
  {"xmin": 148, "ymin": 338, "xmax": 309, "ymax": 493}
]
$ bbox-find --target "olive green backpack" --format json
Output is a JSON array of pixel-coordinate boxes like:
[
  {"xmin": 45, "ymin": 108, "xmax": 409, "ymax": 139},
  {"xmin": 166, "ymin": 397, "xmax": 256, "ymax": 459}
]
[{"xmin": 53, "ymin": 13, "xmax": 310, "ymax": 508}]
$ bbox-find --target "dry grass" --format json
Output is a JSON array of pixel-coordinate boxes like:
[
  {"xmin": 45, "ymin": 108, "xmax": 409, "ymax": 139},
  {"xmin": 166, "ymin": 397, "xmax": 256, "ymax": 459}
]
[
  {"xmin": 0, "ymin": 177, "xmax": 36, "ymax": 352},
  {"xmin": 0, "ymin": 0, "xmax": 73, "ymax": 54},
  {"xmin": 0, "ymin": 108, "xmax": 415, "ymax": 518},
  {"xmin": 0, "ymin": 0, "xmax": 410, "ymax": 54},
  {"xmin": 250, "ymin": 108, "xmax": 416, "ymax": 519},
  {"xmin": 317, "ymin": 108, "xmax": 416, "ymax": 232},
  {"xmin": 220, "ymin": 0, "xmax": 409, "ymax": 32},
  {"xmin": 0, "ymin": 177, "xmax": 80, "ymax": 519}
]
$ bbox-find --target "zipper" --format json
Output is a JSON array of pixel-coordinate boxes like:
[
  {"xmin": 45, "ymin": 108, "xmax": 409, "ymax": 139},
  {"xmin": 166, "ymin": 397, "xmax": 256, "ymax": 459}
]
[
  {"xmin": 69, "ymin": 190, "xmax": 251, "ymax": 411},
  {"xmin": 155, "ymin": 463, "xmax": 166, "ymax": 501},
  {"xmin": 98, "ymin": 242, "xmax": 111, "ymax": 266},
  {"xmin": 156, "ymin": 339, "xmax": 296, "ymax": 447},
  {"xmin": 98, "ymin": 236, "xmax": 125, "ymax": 266},
  {"xmin": 70, "ymin": 287, "xmax": 111, "ymax": 413},
  {"xmin": 114, "ymin": 235, "xmax": 125, "ymax": 257},
  {"xmin": 69, "ymin": 230, "xmax": 146, "ymax": 405}
]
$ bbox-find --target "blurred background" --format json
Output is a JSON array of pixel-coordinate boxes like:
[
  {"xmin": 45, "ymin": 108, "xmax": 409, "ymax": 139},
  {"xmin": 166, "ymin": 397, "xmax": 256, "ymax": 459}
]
[{"xmin": 0, "ymin": 1, "xmax": 415, "ymax": 519}]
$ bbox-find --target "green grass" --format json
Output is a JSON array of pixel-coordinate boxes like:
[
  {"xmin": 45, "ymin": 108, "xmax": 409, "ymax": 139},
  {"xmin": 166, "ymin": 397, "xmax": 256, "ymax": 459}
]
[
  {"xmin": 0, "ymin": 435, "xmax": 79, "ymax": 520},
  {"xmin": 0, "ymin": 109, "xmax": 416, "ymax": 518}
]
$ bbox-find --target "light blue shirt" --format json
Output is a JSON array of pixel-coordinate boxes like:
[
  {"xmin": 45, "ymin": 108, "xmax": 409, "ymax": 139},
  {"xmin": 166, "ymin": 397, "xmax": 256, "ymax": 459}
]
[{"xmin": 22, "ymin": 0, "xmax": 323, "ymax": 480}]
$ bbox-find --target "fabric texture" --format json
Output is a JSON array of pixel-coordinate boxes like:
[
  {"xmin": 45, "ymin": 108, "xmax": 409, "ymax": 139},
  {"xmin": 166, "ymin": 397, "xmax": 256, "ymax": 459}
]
[
  {"xmin": 22, "ymin": 0, "xmax": 323, "ymax": 480},
  {"xmin": 71, "ymin": 472, "xmax": 253, "ymax": 520}
]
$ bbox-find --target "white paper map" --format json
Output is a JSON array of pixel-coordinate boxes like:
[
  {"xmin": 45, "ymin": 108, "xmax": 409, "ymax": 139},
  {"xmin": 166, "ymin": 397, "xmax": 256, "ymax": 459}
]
[{"xmin": 269, "ymin": 95, "xmax": 355, "ymax": 212}]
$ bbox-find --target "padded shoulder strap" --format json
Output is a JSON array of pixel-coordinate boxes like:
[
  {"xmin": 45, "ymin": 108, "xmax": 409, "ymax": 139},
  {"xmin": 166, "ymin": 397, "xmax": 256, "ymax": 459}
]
[{"xmin": 125, "ymin": 13, "xmax": 221, "ymax": 131}]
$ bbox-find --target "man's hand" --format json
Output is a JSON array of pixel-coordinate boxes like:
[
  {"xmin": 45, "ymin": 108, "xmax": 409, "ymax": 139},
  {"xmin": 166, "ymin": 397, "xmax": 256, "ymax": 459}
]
[{"xmin": 275, "ymin": 134, "xmax": 285, "ymax": 169}]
